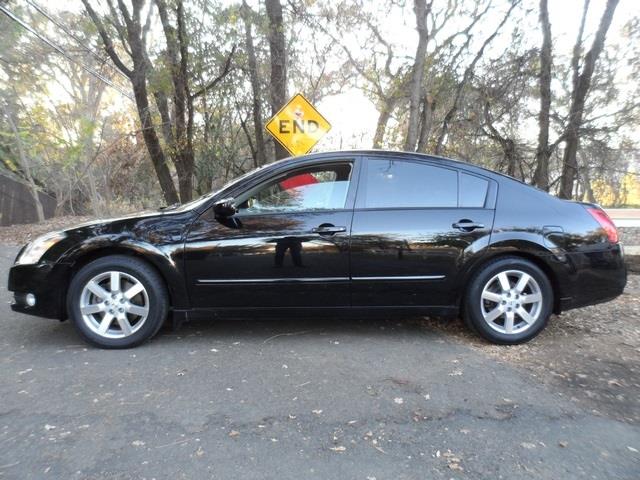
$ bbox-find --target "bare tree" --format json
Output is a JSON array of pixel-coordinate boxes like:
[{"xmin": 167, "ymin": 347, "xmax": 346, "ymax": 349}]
[
  {"xmin": 559, "ymin": 0, "xmax": 619, "ymax": 199},
  {"xmin": 1, "ymin": 102, "xmax": 45, "ymax": 221},
  {"xmin": 434, "ymin": 0, "xmax": 519, "ymax": 155},
  {"xmin": 404, "ymin": 0, "xmax": 431, "ymax": 151},
  {"xmin": 532, "ymin": 0, "xmax": 552, "ymax": 191},
  {"xmin": 241, "ymin": 0, "xmax": 267, "ymax": 167}
]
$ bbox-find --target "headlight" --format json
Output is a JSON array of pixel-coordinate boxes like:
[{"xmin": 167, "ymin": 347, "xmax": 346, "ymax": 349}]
[{"xmin": 15, "ymin": 231, "xmax": 66, "ymax": 265}]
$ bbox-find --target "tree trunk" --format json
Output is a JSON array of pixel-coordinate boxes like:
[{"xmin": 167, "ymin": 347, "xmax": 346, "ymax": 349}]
[
  {"xmin": 2, "ymin": 104, "xmax": 45, "ymax": 222},
  {"xmin": 265, "ymin": 0, "xmax": 288, "ymax": 159},
  {"xmin": 404, "ymin": 0, "xmax": 430, "ymax": 152},
  {"xmin": 505, "ymin": 139, "xmax": 517, "ymax": 178},
  {"xmin": 156, "ymin": 0, "xmax": 194, "ymax": 202},
  {"xmin": 416, "ymin": 94, "xmax": 435, "ymax": 152},
  {"xmin": 132, "ymin": 74, "xmax": 179, "ymax": 205},
  {"xmin": 533, "ymin": 0, "xmax": 552, "ymax": 191},
  {"xmin": 559, "ymin": 0, "xmax": 619, "ymax": 199},
  {"xmin": 372, "ymin": 96, "xmax": 397, "ymax": 149},
  {"xmin": 242, "ymin": 1, "xmax": 267, "ymax": 167},
  {"xmin": 82, "ymin": 0, "xmax": 180, "ymax": 205}
]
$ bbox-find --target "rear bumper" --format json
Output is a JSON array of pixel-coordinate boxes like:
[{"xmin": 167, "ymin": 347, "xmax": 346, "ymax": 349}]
[
  {"xmin": 557, "ymin": 244, "xmax": 626, "ymax": 312},
  {"xmin": 8, "ymin": 261, "xmax": 70, "ymax": 320}
]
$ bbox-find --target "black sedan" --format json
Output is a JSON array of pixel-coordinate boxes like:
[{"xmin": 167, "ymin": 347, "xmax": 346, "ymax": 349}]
[{"xmin": 8, "ymin": 150, "xmax": 626, "ymax": 348}]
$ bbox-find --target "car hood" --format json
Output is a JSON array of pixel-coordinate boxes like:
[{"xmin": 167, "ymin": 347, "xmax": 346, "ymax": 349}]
[{"xmin": 62, "ymin": 209, "xmax": 181, "ymax": 232}]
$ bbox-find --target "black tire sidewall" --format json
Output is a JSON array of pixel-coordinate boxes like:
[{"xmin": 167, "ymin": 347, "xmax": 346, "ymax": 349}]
[
  {"xmin": 464, "ymin": 257, "xmax": 553, "ymax": 345},
  {"xmin": 67, "ymin": 256, "xmax": 168, "ymax": 349}
]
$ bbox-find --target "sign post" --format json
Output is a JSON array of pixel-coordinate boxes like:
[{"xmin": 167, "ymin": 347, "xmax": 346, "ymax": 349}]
[{"xmin": 265, "ymin": 93, "xmax": 331, "ymax": 157}]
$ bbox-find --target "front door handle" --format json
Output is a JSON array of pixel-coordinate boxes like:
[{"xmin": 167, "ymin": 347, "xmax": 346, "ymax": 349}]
[
  {"xmin": 452, "ymin": 219, "xmax": 485, "ymax": 232},
  {"xmin": 312, "ymin": 225, "xmax": 346, "ymax": 235}
]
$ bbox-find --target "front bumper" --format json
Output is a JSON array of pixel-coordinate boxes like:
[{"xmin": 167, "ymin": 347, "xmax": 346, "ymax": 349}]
[{"xmin": 8, "ymin": 261, "xmax": 71, "ymax": 320}]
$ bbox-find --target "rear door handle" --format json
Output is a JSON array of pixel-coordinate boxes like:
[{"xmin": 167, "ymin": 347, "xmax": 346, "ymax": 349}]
[
  {"xmin": 452, "ymin": 220, "xmax": 485, "ymax": 231},
  {"xmin": 312, "ymin": 225, "xmax": 346, "ymax": 235}
]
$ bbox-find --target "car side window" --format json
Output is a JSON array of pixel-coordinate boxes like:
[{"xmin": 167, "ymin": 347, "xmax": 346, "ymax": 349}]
[
  {"xmin": 360, "ymin": 159, "xmax": 458, "ymax": 208},
  {"xmin": 236, "ymin": 163, "xmax": 353, "ymax": 214},
  {"xmin": 459, "ymin": 173, "xmax": 489, "ymax": 208}
]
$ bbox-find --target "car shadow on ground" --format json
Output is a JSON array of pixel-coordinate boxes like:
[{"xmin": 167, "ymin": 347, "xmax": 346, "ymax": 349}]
[{"xmin": 17, "ymin": 313, "xmax": 451, "ymax": 350}]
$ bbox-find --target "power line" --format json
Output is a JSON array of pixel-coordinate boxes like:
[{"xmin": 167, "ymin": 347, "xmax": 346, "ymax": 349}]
[
  {"xmin": 24, "ymin": 0, "xmax": 129, "ymax": 82},
  {"xmin": 0, "ymin": 4, "xmax": 134, "ymax": 101}
]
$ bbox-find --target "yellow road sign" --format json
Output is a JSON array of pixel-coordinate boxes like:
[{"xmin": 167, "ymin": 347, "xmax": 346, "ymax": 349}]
[{"xmin": 265, "ymin": 93, "xmax": 331, "ymax": 156}]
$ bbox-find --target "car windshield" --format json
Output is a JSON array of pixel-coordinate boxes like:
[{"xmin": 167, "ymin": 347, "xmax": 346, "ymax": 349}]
[{"xmin": 164, "ymin": 163, "xmax": 272, "ymax": 212}]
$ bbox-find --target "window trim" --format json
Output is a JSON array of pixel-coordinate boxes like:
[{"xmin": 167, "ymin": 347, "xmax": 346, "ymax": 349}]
[{"xmin": 232, "ymin": 159, "xmax": 360, "ymax": 217}]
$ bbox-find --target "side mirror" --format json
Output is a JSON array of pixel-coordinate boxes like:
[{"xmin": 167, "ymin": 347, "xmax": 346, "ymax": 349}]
[{"xmin": 213, "ymin": 198, "xmax": 236, "ymax": 218}]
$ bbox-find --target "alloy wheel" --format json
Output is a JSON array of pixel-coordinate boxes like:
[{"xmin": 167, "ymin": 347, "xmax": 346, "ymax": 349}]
[
  {"xmin": 79, "ymin": 271, "xmax": 150, "ymax": 339},
  {"xmin": 480, "ymin": 269, "xmax": 543, "ymax": 335}
]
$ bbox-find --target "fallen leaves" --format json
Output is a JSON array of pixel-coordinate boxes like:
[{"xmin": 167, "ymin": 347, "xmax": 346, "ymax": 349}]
[{"xmin": 440, "ymin": 449, "xmax": 463, "ymax": 471}]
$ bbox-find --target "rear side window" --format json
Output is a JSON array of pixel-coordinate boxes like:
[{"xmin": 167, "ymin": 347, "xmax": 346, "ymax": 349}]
[
  {"xmin": 459, "ymin": 173, "xmax": 489, "ymax": 208},
  {"xmin": 360, "ymin": 159, "xmax": 458, "ymax": 208}
]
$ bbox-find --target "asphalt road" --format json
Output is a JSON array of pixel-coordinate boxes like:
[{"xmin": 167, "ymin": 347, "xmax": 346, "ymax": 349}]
[{"xmin": 0, "ymin": 245, "xmax": 638, "ymax": 479}]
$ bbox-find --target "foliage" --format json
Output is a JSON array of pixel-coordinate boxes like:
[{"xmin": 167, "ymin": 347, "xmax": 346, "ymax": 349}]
[{"xmin": 0, "ymin": 0, "xmax": 638, "ymax": 218}]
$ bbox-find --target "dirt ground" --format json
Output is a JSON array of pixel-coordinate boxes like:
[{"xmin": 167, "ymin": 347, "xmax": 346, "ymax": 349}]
[
  {"xmin": 0, "ymin": 216, "xmax": 92, "ymax": 245},
  {"xmin": 421, "ymin": 275, "xmax": 640, "ymax": 424}
]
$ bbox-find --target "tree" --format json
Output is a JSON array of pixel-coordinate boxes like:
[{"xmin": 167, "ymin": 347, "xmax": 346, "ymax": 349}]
[
  {"xmin": 241, "ymin": 0, "xmax": 267, "ymax": 167},
  {"xmin": 558, "ymin": 0, "xmax": 620, "ymax": 199},
  {"xmin": 0, "ymin": 101, "xmax": 45, "ymax": 221},
  {"xmin": 82, "ymin": 0, "xmax": 179, "ymax": 204},
  {"xmin": 82, "ymin": 0, "xmax": 234, "ymax": 203},
  {"xmin": 434, "ymin": 0, "xmax": 519, "ymax": 155},
  {"xmin": 532, "ymin": 0, "xmax": 552, "ymax": 191},
  {"xmin": 404, "ymin": 0, "xmax": 431, "ymax": 151},
  {"xmin": 265, "ymin": 0, "xmax": 288, "ymax": 159}
]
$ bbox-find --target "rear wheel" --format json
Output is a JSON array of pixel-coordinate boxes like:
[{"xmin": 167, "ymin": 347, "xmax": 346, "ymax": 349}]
[
  {"xmin": 67, "ymin": 255, "xmax": 168, "ymax": 349},
  {"xmin": 464, "ymin": 257, "xmax": 553, "ymax": 344}
]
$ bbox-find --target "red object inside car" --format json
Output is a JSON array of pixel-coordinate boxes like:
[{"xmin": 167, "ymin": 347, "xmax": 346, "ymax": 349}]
[{"xmin": 279, "ymin": 173, "xmax": 318, "ymax": 190}]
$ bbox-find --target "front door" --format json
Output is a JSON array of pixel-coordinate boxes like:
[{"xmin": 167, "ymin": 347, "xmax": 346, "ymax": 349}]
[
  {"xmin": 183, "ymin": 160, "xmax": 357, "ymax": 310},
  {"xmin": 349, "ymin": 157, "xmax": 496, "ymax": 308}
]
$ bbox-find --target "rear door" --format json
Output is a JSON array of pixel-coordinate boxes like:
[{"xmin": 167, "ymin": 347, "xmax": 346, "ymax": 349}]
[{"xmin": 349, "ymin": 157, "xmax": 496, "ymax": 308}]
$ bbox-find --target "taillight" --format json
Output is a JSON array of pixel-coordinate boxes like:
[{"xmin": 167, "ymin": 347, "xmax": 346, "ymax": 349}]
[{"xmin": 587, "ymin": 207, "xmax": 619, "ymax": 243}]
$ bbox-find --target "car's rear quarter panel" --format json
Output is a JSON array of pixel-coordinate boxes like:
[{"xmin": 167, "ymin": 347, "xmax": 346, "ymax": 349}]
[{"xmin": 489, "ymin": 177, "xmax": 626, "ymax": 311}]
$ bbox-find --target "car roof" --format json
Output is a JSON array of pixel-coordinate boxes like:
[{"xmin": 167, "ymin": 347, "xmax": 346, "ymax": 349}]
[{"xmin": 285, "ymin": 149, "xmax": 513, "ymax": 183}]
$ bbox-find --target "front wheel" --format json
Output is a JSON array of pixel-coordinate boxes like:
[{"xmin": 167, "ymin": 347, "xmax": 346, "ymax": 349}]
[
  {"xmin": 464, "ymin": 257, "xmax": 553, "ymax": 344},
  {"xmin": 67, "ymin": 255, "xmax": 169, "ymax": 349}
]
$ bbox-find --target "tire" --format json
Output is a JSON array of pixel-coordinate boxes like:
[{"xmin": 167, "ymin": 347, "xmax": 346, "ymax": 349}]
[
  {"xmin": 463, "ymin": 256, "xmax": 553, "ymax": 345},
  {"xmin": 67, "ymin": 255, "xmax": 169, "ymax": 349}
]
